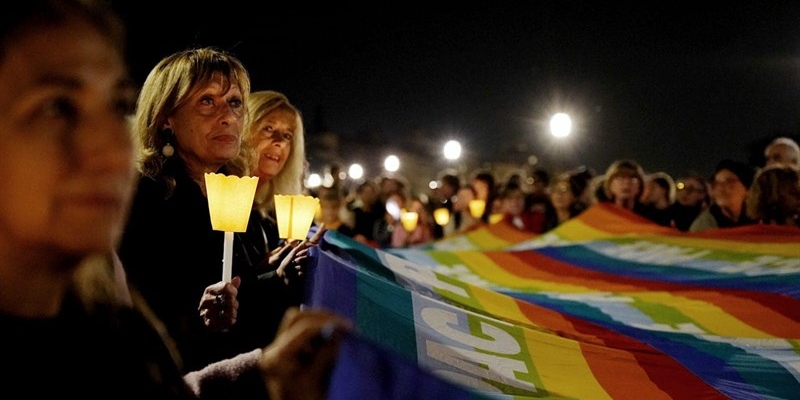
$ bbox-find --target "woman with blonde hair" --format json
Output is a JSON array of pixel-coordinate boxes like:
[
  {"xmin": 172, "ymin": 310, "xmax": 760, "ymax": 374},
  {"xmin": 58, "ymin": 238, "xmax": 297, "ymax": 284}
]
[{"xmin": 233, "ymin": 90, "xmax": 306, "ymax": 225}]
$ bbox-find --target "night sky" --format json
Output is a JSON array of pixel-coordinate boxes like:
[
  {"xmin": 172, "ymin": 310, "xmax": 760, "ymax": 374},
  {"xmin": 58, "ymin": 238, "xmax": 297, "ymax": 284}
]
[{"xmin": 113, "ymin": 2, "xmax": 800, "ymax": 185}]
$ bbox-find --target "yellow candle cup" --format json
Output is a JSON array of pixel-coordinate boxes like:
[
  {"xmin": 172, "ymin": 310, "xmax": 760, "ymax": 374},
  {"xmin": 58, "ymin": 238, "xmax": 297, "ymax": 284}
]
[
  {"xmin": 205, "ymin": 173, "xmax": 259, "ymax": 232},
  {"xmin": 433, "ymin": 207, "xmax": 450, "ymax": 226},
  {"xmin": 274, "ymin": 194, "xmax": 320, "ymax": 240},
  {"xmin": 400, "ymin": 210, "xmax": 419, "ymax": 232}
]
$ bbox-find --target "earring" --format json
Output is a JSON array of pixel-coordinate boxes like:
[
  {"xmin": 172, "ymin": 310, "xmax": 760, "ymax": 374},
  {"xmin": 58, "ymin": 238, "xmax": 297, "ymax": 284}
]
[{"xmin": 160, "ymin": 128, "xmax": 175, "ymax": 157}]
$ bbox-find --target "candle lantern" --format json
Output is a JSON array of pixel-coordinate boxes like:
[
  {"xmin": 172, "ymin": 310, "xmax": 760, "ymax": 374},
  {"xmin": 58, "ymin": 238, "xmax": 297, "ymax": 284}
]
[
  {"xmin": 433, "ymin": 207, "xmax": 450, "ymax": 226},
  {"xmin": 274, "ymin": 194, "xmax": 320, "ymax": 240},
  {"xmin": 400, "ymin": 210, "xmax": 419, "ymax": 232},
  {"xmin": 468, "ymin": 199, "xmax": 486, "ymax": 219},
  {"xmin": 205, "ymin": 173, "xmax": 259, "ymax": 282},
  {"xmin": 489, "ymin": 213, "xmax": 504, "ymax": 224}
]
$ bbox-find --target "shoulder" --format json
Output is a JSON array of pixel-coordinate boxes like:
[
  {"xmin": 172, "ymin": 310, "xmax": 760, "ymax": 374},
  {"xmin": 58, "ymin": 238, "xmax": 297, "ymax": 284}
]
[
  {"xmin": 689, "ymin": 210, "xmax": 716, "ymax": 232},
  {"xmin": 130, "ymin": 174, "xmax": 167, "ymax": 202}
]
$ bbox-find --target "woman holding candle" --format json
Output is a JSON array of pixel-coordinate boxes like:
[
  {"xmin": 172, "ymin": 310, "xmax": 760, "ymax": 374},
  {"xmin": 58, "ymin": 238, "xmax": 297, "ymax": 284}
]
[
  {"xmin": 390, "ymin": 195, "xmax": 435, "ymax": 248},
  {"xmin": 118, "ymin": 50, "xmax": 319, "ymax": 372},
  {"xmin": 231, "ymin": 90, "xmax": 313, "ymax": 274},
  {"xmin": 0, "ymin": 0, "xmax": 350, "ymax": 398}
]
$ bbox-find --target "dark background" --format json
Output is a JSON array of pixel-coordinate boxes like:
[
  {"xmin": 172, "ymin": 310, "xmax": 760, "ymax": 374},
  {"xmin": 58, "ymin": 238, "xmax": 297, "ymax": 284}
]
[{"xmin": 112, "ymin": 1, "xmax": 800, "ymax": 185}]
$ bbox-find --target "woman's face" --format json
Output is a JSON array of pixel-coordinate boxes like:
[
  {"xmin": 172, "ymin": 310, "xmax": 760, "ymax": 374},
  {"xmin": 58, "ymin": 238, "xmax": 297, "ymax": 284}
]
[
  {"xmin": 502, "ymin": 189, "xmax": 526, "ymax": 215},
  {"xmin": 0, "ymin": 19, "xmax": 136, "ymax": 255},
  {"xmin": 250, "ymin": 108, "xmax": 294, "ymax": 180},
  {"xmin": 712, "ymin": 169, "xmax": 748, "ymax": 210},
  {"xmin": 609, "ymin": 171, "xmax": 641, "ymax": 202},
  {"xmin": 549, "ymin": 181, "xmax": 575, "ymax": 210},
  {"xmin": 640, "ymin": 179, "xmax": 666, "ymax": 205},
  {"xmin": 472, "ymin": 179, "xmax": 489, "ymax": 201},
  {"xmin": 676, "ymin": 177, "xmax": 706, "ymax": 206},
  {"xmin": 765, "ymin": 143, "xmax": 799, "ymax": 170},
  {"xmin": 167, "ymin": 72, "xmax": 244, "ymax": 173},
  {"xmin": 319, "ymin": 199, "xmax": 341, "ymax": 224},
  {"xmin": 454, "ymin": 187, "xmax": 474, "ymax": 212}
]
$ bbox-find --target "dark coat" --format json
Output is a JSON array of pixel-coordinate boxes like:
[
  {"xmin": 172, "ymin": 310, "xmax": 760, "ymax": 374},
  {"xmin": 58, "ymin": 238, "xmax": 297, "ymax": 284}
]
[{"xmin": 118, "ymin": 160, "xmax": 300, "ymax": 371}]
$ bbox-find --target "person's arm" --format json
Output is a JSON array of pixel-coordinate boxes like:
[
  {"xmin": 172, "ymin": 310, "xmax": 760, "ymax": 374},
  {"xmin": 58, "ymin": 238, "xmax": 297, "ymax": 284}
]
[
  {"xmin": 260, "ymin": 307, "xmax": 352, "ymax": 400},
  {"xmin": 184, "ymin": 307, "xmax": 352, "ymax": 400},
  {"xmin": 184, "ymin": 348, "xmax": 268, "ymax": 400}
]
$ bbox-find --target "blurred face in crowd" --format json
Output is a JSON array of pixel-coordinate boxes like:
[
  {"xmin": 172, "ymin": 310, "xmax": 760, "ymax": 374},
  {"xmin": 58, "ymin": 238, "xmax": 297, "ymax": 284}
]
[
  {"xmin": 711, "ymin": 169, "xmax": 748, "ymax": 210},
  {"xmin": 676, "ymin": 177, "xmax": 707, "ymax": 207},
  {"xmin": 319, "ymin": 198, "xmax": 341, "ymax": 225},
  {"xmin": 549, "ymin": 180, "xmax": 575, "ymax": 211},
  {"xmin": 454, "ymin": 187, "xmax": 475, "ymax": 212},
  {"xmin": 765, "ymin": 142, "xmax": 800, "ymax": 170},
  {"xmin": 640, "ymin": 179, "xmax": 665, "ymax": 205},
  {"xmin": 250, "ymin": 107, "xmax": 294, "ymax": 180},
  {"xmin": 608, "ymin": 171, "xmax": 641, "ymax": 202},
  {"xmin": 501, "ymin": 188, "xmax": 526, "ymax": 216},
  {"xmin": 472, "ymin": 179, "xmax": 490, "ymax": 201},
  {"xmin": 358, "ymin": 183, "xmax": 378, "ymax": 206},
  {"xmin": 0, "ymin": 16, "xmax": 136, "ymax": 258}
]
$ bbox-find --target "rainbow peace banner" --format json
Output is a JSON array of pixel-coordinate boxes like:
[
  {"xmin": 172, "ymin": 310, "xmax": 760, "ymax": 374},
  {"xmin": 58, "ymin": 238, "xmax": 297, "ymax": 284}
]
[{"xmin": 306, "ymin": 203, "xmax": 800, "ymax": 400}]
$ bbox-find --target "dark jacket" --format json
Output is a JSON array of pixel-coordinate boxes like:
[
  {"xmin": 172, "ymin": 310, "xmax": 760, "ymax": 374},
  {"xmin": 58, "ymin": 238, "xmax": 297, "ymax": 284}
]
[
  {"xmin": 118, "ymin": 159, "xmax": 300, "ymax": 372},
  {"xmin": 3, "ymin": 285, "xmax": 268, "ymax": 399}
]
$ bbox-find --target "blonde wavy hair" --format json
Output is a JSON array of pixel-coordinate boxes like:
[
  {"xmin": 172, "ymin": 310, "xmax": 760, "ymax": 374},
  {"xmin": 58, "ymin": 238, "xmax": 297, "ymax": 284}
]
[{"xmin": 231, "ymin": 90, "xmax": 306, "ymax": 217}]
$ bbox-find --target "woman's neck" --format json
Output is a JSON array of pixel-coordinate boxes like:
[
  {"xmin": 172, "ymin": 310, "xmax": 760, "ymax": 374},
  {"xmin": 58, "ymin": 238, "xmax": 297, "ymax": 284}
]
[
  {"xmin": 255, "ymin": 180, "xmax": 271, "ymax": 204},
  {"xmin": 182, "ymin": 156, "xmax": 225, "ymax": 196},
  {"xmin": 719, "ymin": 202, "xmax": 742, "ymax": 221},
  {"xmin": 614, "ymin": 197, "xmax": 635, "ymax": 210},
  {"xmin": 556, "ymin": 208, "xmax": 571, "ymax": 222},
  {"xmin": 654, "ymin": 198, "xmax": 670, "ymax": 209}
]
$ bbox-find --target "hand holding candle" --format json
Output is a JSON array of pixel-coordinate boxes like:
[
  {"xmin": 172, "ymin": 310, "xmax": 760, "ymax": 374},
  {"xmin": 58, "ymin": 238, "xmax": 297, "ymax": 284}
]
[{"xmin": 275, "ymin": 224, "xmax": 327, "ymax": 285}]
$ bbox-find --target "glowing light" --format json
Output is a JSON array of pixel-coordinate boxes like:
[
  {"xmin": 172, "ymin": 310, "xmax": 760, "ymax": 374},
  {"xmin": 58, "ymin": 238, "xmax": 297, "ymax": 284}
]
[
  {"xmin": 306, "ymin": 173, "xmax": 322, "ymax": 188},
  {"xmin": 550, "ymin": 113, "xmax": 572, "ymax": 138},
  {"xmin": 400, "ymin": 210, "xmax": 419, "ymax": 232},
  {"xmin": 433, "ymin": 207, "xmax": 450, "ymax": 226},
  {"xmin": 443, "ymin": 140, "xmax": 462, "ymax": 160},
  {"xmin": 384, "ymin": 155, "xmax": 400, "ymax": 172},
  {"xmin": 348, "ymin": 163, "xmax": 364, "ymax": 180},
  {"xmin": 468, "ymin": 199, "xmax": 486, "ymax": 218},
  {"xmin": 205, "ymin": 173, "xmax": 259, "ymax": 282},
  {"xmin": 274, "ymin": 195, "xmax": 320, "ymax": 240}
]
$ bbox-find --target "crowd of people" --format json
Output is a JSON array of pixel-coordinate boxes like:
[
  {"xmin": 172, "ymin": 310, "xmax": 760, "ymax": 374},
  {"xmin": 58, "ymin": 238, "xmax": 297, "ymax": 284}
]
[
  {"xmin": 313, "ymin": 136, "xmax": 800, "ymax": 249},
  {"xmin": 3, "ymin": 1, "xmax": 800, "ymax": 399}
]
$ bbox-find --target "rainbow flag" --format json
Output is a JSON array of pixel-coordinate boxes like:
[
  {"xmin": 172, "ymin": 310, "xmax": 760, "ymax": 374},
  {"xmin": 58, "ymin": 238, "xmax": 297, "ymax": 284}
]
[{"xmin": 307, "ymin": 203, "xmax": 800, "ymax": 400}]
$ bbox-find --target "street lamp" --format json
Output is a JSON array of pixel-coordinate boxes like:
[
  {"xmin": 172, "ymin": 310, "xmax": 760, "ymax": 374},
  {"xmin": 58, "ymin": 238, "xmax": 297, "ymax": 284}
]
[
  {"xmin": 443, "ymin": 140, "xmax": 461, "ymax": 160},
  {"xmin": 384, "ymin": 155, "xmax": 400, "ymax": 172},
  {"xmin": 305, "ymin": 173, "xmax": 322, "ymax": 189},
  {"xmin": 550, "ymin": 113, "xmax": 572, "ymax": 138},
  {"xmin": 549, "ymin": 112, "xmax": 573, "ymax": 169},
  {"xmin": 348, "ymin": 163, "xmax": 364, "ymax": 180}
]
